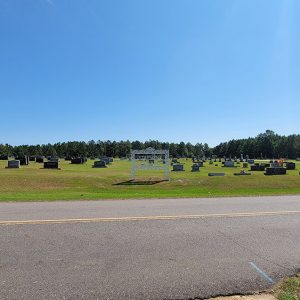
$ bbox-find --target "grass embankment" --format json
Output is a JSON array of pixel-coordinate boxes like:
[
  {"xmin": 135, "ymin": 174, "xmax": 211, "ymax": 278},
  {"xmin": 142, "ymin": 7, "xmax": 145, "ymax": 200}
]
[
  {"xmin": 275, "ymin": 275, "xmax": 300, "ymax": 300},
  {"xmin": 0, "ymin": 159, "xmax": 299, "ymax": 201}
]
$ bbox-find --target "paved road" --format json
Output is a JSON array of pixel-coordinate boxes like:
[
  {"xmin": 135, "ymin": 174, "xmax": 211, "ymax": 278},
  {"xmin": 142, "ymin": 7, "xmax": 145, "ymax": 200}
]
[{"xmin": 0, "ymin": 196, "xmax": 299, "ymax": 299}]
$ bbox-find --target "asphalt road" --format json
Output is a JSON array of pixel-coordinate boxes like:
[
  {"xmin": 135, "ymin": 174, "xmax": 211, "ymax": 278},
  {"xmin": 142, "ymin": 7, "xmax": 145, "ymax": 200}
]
[{"xmin": 0, "ymin": 196, "xmax": 299, "ymax": 300}]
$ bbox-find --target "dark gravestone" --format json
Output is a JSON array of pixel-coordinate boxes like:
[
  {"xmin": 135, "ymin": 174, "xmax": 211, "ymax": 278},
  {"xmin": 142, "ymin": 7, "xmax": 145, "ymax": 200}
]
[
  {"xmin": 44, "ymin": 161, "xmax": 59, "ymax": 169},
  {"xmin": 286, "ymin": 162, "xmax": 296, "ymax": 170},
  {"xmin": 191, "ymin": 164, "xmax": 200, "ymax": 172},
  {"xmin": 7, "ymin": 160, "xmax": 20, "ymax": 168},
  {"xmin": 36, "ymin": 156, "xmax": 45, "ymax": 163},
  {"xmin": 234, "ymin": 171, "xmax": 251, "ymax": 176},
  {"xmin": 208, "ymin": 173, "xmax": 225, "ymax": 177},
  {"xmin": 265, "ymin": 167, "xmax": 286, "ymax": 175},
  {"xmin": 0, "ymin": 155, "xmax": 9, "ymax": 160},
  {"xmin": 65, "ymin": 156, "xmax": 73, "ymax": 161},
  {"xmin": 93, "ymin": 160, "xmax": 107, "ymax": 168},
  {"xmin": 29, "ymin": 156, "xmax": 36, "ymax": 162},
  {"xmin": 251, "ymin": 165, "xmax": 265, "ymax": 171},
  {"xmin": 49, "ymin": 157, "xmax": 59, "ymax": 162},
  {"xmin": 197, "ymin": 161, "xmax": 204, "ymax": 167},
  {"xmin": 247, "ymin": 159, "xmax": 255, "ymax": 164},
  {"xmin": 16, "ymin": 156, "xmax": 29, "ymax": 165},
  {"xmin": 173, "ymin": 164, "xmax": 184, "ymax": 171},
  {"xmin": 71, "ymin": 158, "xmax": 85, "ymax": 164},
  {"xmin": 101, "ymin": 157, "xmax": 111, "ymax": 165},
  {"xmin": 224, "ymin": 161, "xmax": 234, "ymax": 167}
]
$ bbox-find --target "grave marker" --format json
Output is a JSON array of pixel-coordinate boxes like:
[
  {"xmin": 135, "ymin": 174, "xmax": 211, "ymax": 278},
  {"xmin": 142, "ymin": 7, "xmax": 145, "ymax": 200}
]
[
  {"xmin": 173, "ymin": 163, "xmax": 184, "ymax": 171},
  {"xmin": 191, "ymin": 164, "xmax": 200, "ymax": 172},
  {"xmin": 93, "ymin": 160, "xmax": 107, "ymax": 168},
  {"xmin": 7, "ymin": 160, "xmax": 20, "ymax": 168},
  {"xmin": 44, "ymin": 161, "xmax": 59, "ymax": 169}
]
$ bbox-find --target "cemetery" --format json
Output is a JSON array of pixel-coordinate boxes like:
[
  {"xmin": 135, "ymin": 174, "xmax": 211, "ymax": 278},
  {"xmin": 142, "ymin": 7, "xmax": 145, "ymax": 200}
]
[{"xmin": 0, "ymin": 155, "xmax": 299, "ymax": 201}]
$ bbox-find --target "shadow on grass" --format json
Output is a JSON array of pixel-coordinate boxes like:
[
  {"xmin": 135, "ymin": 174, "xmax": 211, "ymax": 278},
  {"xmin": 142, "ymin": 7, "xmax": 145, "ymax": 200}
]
[{"xmin": 114, "ymin": 180, "xmax": 168, "ymax": 186}]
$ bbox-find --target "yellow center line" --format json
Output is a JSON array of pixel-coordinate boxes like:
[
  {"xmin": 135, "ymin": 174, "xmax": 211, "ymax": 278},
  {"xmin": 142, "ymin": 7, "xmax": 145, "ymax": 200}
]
[{"xmin": 0, "ymin": 210, "xmax": 299, "ymax": 226}]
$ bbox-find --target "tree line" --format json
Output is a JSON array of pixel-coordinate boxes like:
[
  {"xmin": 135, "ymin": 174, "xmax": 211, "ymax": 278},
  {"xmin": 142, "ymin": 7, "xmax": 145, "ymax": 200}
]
[{"xmin": 0, "ymin": 130, "xmax": 300, "ymax": 159}]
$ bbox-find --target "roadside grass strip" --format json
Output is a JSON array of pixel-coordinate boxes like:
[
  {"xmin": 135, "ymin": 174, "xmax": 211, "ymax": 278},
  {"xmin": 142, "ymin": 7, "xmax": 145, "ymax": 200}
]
[{"xmin": 276, "ymin": 275, "xmax": 300, "ymax": 300}]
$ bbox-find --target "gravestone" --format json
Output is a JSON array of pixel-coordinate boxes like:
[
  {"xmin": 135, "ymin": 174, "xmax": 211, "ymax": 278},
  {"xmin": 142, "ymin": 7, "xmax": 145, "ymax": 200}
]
[
  {"xmin": 247, "ymin": 159, "xmax": 255, "ymax": 164},
  {"xmin": 173, "ymin": 164, "xmax": 184, "ymax": 171},
  {"xmin": 234, "ymin": 171, "xmax": 251, "ymax": 176},
  {"xmin": 251, "ymin": 165, "xmax": 265, "ymax": 171},
  {"xmin": 101, "ymin": 157, "xmax": 111, "ymax": 165},
  {"xmin": 265, "ymin": 167, "xmax": 286, "ymax": 175},
  {"xmin": 296, "ymin": 158, "xmax": 300, "ymax": 161},
  {"xmin": 208, "ymin": 173, "xmax": 225, "ymax": 177},
  {"xmin": 65, "ymin": 156, "xmax": 73, "ymax": 161},
  {"xmin": 224, "ymin": 161, "xmax": 234, "ymax": 167},
  {"xmin": 44, "ymin": 161, "xmax": 59, "ymax": 169},
  {"xmin": 71, "ymin": 158, "xmax": 85, "ymax": 164},
  {"xmin": 36, "ymin": 156, "xmax": 45, "ymax": 163},
  {"xmin": 16, "ymin": 156, "xmax": 29, "ymax": 165},
  {"xmin": 7, "ymin": 160, "xmax": 20, "ymax": 168},
  {"xmin": 93, "ymin": 160, "xmax": 107, "ymax": 168},
  {"xmin": 49, "ymin": 157, "xmax": 59, "ymax": 163},
  {"xmin": 285, "ymin": 162, "xmax": 296, "ymax": 170},
  {"xmin": 29, "ymin": 156, "xmax": 36, "ymax": 162},
  {"xmin": 191, "ymin": 164, "xmax": 200, "ymax": 172},
  {"xmin": 270, "ymin": 162, "xmax": 280, "ymax": 168},
  {"xmin": 0, "ymin": 155, "xmax": 9, "ymax": 160}
]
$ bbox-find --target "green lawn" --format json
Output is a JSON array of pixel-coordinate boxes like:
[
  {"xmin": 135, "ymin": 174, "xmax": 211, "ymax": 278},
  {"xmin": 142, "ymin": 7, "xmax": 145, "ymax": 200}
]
[
  {"xmin": 276, "ymin": 275, "xmax": 300, "ymax": 300},
  {"xmin": 0, "ymin": 159, "xmax": 300, "ymax": 201}
]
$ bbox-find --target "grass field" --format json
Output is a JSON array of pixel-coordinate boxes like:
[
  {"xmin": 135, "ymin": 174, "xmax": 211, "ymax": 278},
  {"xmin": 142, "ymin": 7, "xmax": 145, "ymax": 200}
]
[
  {"xmin": 0, "ymin": 159, "xmax": 300, "ymax": 201},
  {"xmin": 276, "ymin": 275, "xmax": 300, "ymax": 300}
]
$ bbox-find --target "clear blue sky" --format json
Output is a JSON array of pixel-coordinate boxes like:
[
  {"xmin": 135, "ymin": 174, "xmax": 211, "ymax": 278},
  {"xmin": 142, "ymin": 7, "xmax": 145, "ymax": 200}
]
[{"xmin": 1, "ymin": 0, "xmax": 299, "ymax": 146}]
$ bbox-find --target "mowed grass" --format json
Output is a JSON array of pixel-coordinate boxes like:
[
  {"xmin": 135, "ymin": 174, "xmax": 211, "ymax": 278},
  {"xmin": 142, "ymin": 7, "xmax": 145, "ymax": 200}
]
[
  {"xmin": 0, "ymin": 159, "xmax": 300, "ymax": 201},
  {"xmin": 276, "ymin": 275, "xmax": 300, "ymax": 300}
]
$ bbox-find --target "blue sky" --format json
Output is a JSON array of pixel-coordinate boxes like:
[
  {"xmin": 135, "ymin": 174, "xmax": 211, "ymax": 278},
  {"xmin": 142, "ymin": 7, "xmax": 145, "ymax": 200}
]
[{"xmin": 0, "ymin": 0, "xmax": 299, "ymax": 146}]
